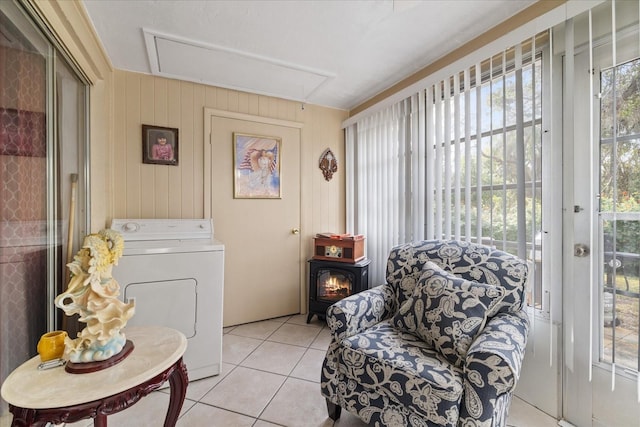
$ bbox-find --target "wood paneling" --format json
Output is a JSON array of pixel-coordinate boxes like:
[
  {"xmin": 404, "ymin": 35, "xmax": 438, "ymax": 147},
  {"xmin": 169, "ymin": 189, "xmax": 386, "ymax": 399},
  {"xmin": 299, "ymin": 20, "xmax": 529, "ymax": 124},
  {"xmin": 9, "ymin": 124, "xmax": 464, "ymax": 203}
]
[{"xmin": 111, "ymin": 70, "xmax": 348, "ymax": 257}]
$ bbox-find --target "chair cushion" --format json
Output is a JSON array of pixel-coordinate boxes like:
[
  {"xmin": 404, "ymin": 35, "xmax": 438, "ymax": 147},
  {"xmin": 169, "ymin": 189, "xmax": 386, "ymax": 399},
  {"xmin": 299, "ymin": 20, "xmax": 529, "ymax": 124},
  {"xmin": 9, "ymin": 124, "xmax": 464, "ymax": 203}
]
[
  {"xmin": 338, "ymin": 320, "xmax": 464, "ymax": 426},
  {"xmin": 386, "ymin": 240, "xmax": 529, "ymax": 313},
  {"xmin": 393, "ymin": 262, "xmax": 505, "ymax": 367}
]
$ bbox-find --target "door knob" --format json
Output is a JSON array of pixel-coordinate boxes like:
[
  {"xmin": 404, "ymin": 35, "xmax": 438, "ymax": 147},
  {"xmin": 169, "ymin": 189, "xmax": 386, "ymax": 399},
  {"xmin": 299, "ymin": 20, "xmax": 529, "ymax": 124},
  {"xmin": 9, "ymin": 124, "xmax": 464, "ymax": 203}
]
[
  {"xmin": 574, "ymin": 243, "xmax": 590, "ymax": 257},
  {"xmin": 292, "ymin": 228, "xmax": 300, "ymax": 235}
]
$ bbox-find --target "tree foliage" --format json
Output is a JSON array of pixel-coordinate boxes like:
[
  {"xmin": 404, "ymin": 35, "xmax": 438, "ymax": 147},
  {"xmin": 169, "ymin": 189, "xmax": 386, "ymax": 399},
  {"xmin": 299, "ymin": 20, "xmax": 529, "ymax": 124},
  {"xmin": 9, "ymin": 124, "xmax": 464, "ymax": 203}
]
[{"xmin": 600, "ymin": 58, "xmax": 640, "ymax": 255}]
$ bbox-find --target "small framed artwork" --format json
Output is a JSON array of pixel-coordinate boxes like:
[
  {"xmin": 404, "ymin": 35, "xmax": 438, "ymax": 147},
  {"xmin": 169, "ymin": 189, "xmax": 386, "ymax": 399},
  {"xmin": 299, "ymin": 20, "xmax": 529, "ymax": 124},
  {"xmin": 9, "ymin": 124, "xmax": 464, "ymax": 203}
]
[
  {"xmin": 142, "ymin": 124, "xmax": 179, "ymax": 166},
  {"xmin": 233, "ymin": 132, "xmax": 281, "ymax": 199}
]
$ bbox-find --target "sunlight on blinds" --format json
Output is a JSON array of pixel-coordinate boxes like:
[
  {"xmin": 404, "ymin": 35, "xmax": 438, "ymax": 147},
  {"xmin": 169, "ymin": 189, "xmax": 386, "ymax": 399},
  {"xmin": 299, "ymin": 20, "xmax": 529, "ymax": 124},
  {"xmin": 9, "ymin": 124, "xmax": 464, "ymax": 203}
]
[
  {"xmin": 454, "ymin": 72, "xmax": 462, "ymax": 240},
  {"xmin": 411, "ymin": 92, "xmax": 426, "ymax": 242},
  {"xmin": 443, "ymin": 77, "xmax": 452, "ymax": 239},
  {"xmin": 588, "ymin": 7, "xmax": 595, "ymax": 384},
  {"xmin": 422, "ymin": 46, "xmax": 540, "ymax": 256},
  {"xmin": 475, "ymin": 63, "xmax": 483, "ymax": 241},
  {"xmin": 426, "ymin": 87, "xmax": 435, "ymax": 239},
  {"xmin": 464, "ymin": 68, "xmax": 472, "ymax": 240},
  {"xmin": 351, "ymin": 103, "xmax": 414, "ymax": 286}
]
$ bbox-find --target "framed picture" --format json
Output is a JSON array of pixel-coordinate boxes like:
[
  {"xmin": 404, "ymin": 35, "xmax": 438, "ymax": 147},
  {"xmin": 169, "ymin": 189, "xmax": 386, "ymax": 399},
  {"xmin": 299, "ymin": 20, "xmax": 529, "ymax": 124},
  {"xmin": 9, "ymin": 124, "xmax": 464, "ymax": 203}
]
[
  {"xmin": 142, "ymin": 125, "xmax": 179, "ymax": 166},
  {"xmin": 233, "ymin": 132, "xmax": 281, "ymax": 198}
]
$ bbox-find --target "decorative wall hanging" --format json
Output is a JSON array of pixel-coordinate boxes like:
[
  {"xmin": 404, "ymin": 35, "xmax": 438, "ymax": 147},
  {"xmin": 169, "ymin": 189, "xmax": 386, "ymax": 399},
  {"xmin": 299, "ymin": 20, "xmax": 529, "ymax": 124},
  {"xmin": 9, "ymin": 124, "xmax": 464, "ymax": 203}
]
[
  {"xmin": 233, "ymin": 132, "xmax": 281, "ymax": 198},
  {"xmin": 142, "ymin": 124, "xmax": 179, "ymax": 166},
  {"xmin": 319, "ymin": 148, "xmax": 337, "ymax": 181}
]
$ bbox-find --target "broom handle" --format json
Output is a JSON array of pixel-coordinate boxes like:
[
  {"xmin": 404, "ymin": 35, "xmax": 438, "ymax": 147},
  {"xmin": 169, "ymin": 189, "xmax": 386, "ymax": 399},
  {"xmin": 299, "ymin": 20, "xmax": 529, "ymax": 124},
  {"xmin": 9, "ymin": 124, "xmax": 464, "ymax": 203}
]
[
  {"xmin": 65, "ymin": 174, "xmax": 78, "ymax": 282},
  {"xmin": 62, "ymin": 174, "xmax": 78, "ymax": 332}
]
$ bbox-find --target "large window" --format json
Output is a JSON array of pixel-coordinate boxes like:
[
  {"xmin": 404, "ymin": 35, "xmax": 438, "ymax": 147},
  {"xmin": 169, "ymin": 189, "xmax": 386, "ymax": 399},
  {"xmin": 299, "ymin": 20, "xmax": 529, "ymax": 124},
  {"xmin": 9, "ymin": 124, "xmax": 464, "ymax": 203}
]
[
  {"xmin": 456, "ymin": 56, "xmax": 542, "ymax": 251},
  {"xmin": 442, "ymin": 53, "xmax": 543, "ymax": 309},
  {"xmin": 348, "ymin": 39, "xmax": 545, "ymax": 312}
]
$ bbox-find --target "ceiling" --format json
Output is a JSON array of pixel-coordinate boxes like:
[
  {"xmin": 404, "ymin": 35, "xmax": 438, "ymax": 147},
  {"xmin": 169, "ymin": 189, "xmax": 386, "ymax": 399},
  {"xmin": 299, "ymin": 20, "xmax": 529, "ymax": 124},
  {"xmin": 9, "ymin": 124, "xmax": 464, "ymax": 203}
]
[{"xmin": 82, "ymin": 0, "xmax": 536, "ymax": 111}]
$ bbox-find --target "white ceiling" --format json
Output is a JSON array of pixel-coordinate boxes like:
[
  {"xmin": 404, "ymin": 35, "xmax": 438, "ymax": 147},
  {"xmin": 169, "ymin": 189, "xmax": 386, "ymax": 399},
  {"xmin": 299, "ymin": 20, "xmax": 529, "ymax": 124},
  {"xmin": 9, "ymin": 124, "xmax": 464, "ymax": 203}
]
[{"xmin": 82, "ymin": 0, "xmax": 536, "ymax": 111}]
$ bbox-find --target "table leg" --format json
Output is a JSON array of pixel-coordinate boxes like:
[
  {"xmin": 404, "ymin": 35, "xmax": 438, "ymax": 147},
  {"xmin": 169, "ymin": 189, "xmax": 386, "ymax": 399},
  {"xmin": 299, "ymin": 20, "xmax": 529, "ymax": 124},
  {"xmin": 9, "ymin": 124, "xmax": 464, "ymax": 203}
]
[
  {"xmin": 94, "ymin": 414, "xmax": 108, "ymax": 427},
  {"xmin": 164, "ymin": 357, "xmax": 188, "ymax": 427}
]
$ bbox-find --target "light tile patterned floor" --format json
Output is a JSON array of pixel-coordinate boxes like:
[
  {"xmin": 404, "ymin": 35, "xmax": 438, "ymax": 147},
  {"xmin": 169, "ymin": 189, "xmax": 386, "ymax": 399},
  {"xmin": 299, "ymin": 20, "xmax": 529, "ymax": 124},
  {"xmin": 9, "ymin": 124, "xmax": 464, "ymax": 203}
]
[{"xmin": 0, "ymin": 314, "xmax": 557, "ymax": 427}]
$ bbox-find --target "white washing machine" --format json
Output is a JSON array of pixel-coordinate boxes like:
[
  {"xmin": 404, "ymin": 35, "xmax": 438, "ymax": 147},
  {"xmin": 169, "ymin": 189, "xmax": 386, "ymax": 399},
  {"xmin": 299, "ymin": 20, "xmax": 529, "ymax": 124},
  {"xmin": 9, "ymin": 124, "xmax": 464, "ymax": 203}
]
[{"xmin": 110, "ymin": 219, "xmax": 224, "ymax": 381}]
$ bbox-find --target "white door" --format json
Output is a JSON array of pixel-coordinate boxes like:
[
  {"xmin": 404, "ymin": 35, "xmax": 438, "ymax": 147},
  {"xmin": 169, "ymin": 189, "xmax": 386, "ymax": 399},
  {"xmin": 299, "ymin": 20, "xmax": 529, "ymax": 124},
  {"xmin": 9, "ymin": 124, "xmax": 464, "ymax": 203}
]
[
  {"xmin": 207, "ymin": 113, "xmax": 302, "ymax": 326},
  {"xmin": 565, "ymin": 27, "xmax": 640, "ymax": 427}
]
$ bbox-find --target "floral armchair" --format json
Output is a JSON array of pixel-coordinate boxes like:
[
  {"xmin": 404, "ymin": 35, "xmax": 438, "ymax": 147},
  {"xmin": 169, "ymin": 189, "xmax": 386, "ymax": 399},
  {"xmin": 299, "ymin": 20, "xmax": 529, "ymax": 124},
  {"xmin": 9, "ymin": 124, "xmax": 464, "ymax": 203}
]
[{"xmin": 320, "ymin": 240, "xmax": 529, "ymax": 427}]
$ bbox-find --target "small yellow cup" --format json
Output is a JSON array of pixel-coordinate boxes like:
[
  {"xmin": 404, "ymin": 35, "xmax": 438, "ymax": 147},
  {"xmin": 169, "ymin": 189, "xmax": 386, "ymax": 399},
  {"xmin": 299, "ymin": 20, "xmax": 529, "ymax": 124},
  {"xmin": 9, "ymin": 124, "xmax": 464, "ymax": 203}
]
[{"xmin": 37, "ymin": 330, "xmax": 67, "ymax": 362}]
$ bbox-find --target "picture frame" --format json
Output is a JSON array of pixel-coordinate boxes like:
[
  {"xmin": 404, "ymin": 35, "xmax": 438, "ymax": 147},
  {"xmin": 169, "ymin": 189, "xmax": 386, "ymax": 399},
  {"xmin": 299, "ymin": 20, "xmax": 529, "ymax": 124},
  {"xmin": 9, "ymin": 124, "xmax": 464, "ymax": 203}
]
[
  {"xmin": 142, "ymin": 124, "xmax": 179, "ymax": 166},
  {"xmin": 233, "ymin": 132, "xmax": 281, "ymax": 199}
]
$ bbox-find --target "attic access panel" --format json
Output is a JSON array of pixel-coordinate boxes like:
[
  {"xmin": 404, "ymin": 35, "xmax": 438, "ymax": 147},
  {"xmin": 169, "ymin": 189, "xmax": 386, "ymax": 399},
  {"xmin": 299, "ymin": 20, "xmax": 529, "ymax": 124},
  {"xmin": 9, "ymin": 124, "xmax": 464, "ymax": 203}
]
[{"xmin": 144, "ymin": 30, "xmax": 334, "ymax": 102}]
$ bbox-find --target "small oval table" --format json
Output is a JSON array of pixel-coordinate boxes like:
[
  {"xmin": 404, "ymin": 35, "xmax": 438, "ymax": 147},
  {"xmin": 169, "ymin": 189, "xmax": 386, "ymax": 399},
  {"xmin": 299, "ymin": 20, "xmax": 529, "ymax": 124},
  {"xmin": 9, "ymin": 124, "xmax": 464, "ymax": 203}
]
[{"xmin": 1, "ymin": 326, "xmax": 188, "ymax": 427}]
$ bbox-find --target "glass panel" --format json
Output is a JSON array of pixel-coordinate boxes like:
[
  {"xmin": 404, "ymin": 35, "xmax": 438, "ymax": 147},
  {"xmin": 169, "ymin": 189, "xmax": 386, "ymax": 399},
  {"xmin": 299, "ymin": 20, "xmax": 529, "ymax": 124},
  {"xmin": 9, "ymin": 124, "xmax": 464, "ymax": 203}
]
[
  {"xmin": 601, "ymin": 58, "xmax": 640, "ymax": 139},
  {"xmin": 599, "ymin": 57, "xmax": 640, "ymax": 372},
  {"xmin": 601, "ymin": 67, "xmax": 615, "ymax": 139},
  {"xmin": 475, "ymin": 57, "xmax": 543, "ymax": 307},
  {"xmin": 601, "ymin": 219, "xmax": 640, "ymax": 370},
  {"xmin": 0, "ymin": 2, "xmax": 88, "ymax": 418},
  {"xmin": 491, "ymin": 75, "xmax": 505, "ymax": 130},
  {"xmin": 615, "ymin": 60, "xmax": 640, "ymax": 138},
  {"xmin": 317, "ymin": 269, "xmax": 353, "ymax": 302},
  {"xmin": 423, "ymin": 55, "xmax": 543, "ymax": 305},
  {"xmin": 0, "ymin": 5, "xmax": 49, "ymax": 417},
  {"xmin": 55, "ymin": 50, "xmax": 88, "ymax": 336}
]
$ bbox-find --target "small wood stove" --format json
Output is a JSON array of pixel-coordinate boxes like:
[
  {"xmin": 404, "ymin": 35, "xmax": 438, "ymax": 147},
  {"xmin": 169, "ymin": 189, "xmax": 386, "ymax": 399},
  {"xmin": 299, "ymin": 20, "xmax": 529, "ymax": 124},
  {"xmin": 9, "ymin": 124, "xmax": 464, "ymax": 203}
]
[{"xmin": 307, "ymin": 258, "xmax": 370, "ymax": 323}]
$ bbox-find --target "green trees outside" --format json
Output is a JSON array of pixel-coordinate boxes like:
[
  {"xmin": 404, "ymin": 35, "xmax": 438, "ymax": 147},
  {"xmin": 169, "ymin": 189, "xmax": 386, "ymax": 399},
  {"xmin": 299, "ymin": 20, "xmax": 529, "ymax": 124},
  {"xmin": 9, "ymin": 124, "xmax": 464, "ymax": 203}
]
[
  {"xmin": 449, "ymin": 60, "xmax": 543, "ymax": 248},
  {"xmin": 600, "ymin": 58, "xmax": 640, "ymax": 257}
]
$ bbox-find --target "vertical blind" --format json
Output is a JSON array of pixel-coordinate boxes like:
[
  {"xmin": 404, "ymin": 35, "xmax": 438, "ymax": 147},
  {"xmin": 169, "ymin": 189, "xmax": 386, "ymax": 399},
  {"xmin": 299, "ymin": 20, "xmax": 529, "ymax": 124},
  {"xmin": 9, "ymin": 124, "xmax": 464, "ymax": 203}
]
[
  {"xmin": 347, "ymin": 40, "xmax": 543, "ymax": 289},
  {"xmin": 349, "ymin": 100, "xmax": 413, "ymax": 286}
]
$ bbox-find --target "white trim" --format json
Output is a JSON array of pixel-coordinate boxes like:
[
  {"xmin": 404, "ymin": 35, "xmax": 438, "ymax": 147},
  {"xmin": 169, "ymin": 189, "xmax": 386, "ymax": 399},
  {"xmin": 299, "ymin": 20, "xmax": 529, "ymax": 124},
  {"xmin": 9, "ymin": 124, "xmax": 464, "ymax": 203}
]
[
  {"xmin": 203, "ymin": 108, "xmax": 304, "ymax": 129},
  {"xmin": 342, "ymin": 0, "xmax": 605, "ymax": 129}
]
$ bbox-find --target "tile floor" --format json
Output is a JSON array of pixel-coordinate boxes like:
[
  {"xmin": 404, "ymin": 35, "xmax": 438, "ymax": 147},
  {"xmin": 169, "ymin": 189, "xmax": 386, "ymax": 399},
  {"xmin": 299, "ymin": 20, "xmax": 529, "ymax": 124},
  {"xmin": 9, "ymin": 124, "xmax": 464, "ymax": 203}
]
[{"xmin": 1, "ymin": 314, "xmax": 558, "ymax": 427}]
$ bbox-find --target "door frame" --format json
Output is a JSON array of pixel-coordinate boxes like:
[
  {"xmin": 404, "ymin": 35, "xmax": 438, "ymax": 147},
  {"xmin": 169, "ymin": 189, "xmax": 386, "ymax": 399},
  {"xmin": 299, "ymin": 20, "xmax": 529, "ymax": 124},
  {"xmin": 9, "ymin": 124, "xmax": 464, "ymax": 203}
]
[{"xmin": 203, "ymin": 108, "xmax": 308, "ymax": 316}]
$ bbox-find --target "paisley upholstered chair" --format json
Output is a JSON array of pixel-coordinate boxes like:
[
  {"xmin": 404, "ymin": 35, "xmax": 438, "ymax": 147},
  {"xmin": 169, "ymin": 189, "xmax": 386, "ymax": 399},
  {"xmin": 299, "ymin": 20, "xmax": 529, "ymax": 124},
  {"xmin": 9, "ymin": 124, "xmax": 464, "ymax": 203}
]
[{"xmin": 320, "ymin": 240, "xmax": 529, "ymax": 427}]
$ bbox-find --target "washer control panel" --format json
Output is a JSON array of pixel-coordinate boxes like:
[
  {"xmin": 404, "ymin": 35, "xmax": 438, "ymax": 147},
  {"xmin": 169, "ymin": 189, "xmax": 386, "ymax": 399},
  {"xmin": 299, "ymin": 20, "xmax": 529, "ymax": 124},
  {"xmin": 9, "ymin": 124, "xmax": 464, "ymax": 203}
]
[{"xmin": 110, "ymin": 219, "xmax": 213, "ymax": 241}]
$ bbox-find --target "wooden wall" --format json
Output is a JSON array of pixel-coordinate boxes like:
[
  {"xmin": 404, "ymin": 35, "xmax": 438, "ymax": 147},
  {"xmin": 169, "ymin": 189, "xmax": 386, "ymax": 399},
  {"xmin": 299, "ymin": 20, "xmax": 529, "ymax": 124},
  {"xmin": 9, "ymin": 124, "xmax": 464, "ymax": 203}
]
[{"xmin": 110, "ymin": 70, "xmax": 348, "ymax": 253}]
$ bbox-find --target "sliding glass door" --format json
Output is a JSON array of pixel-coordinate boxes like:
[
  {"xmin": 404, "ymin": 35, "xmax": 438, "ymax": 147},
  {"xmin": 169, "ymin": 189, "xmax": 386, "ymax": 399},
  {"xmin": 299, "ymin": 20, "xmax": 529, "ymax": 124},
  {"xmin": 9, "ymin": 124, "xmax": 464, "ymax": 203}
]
[
  {"xmin": 0, "ymin": 1, "xmax": 88, "ymax": 418},
  {"xmin": 0, "ymin": 7, "xmax": 49, "ymax": 419}
]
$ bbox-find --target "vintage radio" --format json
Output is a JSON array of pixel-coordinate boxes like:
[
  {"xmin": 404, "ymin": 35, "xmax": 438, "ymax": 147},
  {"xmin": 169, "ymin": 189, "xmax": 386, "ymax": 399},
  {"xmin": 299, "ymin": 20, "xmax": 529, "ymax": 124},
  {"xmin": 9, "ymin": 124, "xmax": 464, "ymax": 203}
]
[{"xmin": 313, "ymin": 234, "xmax": 365, "ymax": 263}]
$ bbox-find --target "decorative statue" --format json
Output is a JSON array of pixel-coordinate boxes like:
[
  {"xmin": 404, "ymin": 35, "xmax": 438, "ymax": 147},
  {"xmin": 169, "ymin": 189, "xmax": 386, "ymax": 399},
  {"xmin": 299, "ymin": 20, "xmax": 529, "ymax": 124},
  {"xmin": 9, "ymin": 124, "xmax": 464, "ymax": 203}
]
[{"xmin": 55, "ymin": 229, "xmax": 135, "ymax": 363}]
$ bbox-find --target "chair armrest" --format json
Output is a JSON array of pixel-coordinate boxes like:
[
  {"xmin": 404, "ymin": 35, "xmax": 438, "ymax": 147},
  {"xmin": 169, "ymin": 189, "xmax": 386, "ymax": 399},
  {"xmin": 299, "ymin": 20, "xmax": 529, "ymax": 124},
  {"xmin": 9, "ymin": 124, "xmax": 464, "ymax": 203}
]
[
  {"xmin": 325, "ymin": 284, "xmax": 396, "ymax": 340},
  {"xmin": 460, "ymin": 310, "xmax": 529, "ymax": 422}
]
